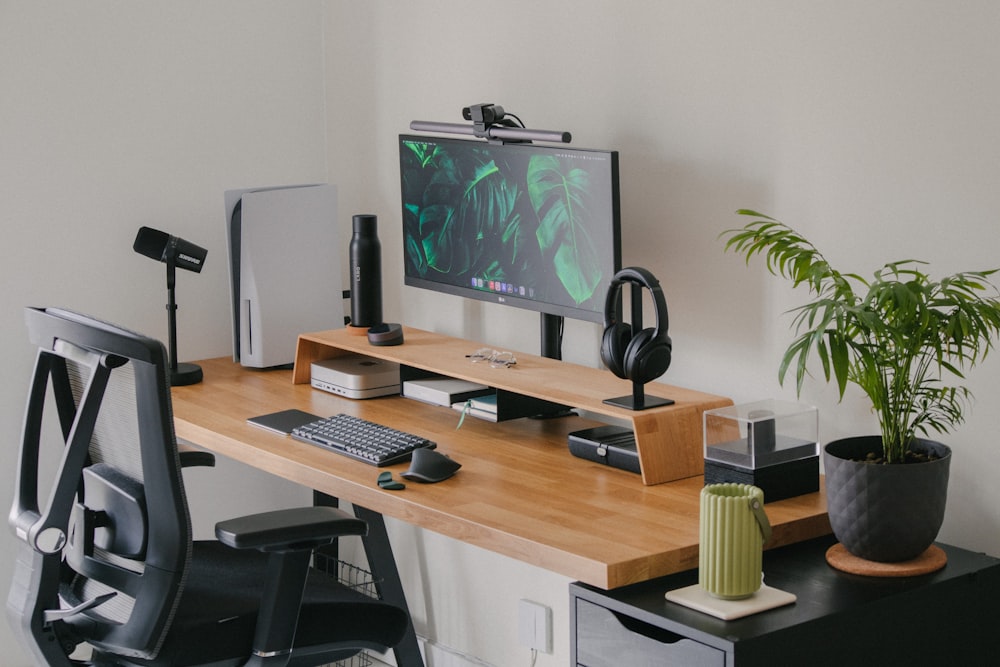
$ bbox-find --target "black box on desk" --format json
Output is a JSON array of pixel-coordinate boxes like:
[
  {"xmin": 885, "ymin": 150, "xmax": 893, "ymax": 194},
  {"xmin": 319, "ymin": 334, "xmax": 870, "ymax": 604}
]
[
  {"xmin": 704, "ymin": 456, "xmax": 819, "ymax": 503},
  {"xmin": 703, "ymin": 400, "xmax": 819, "ymax": 503},
  {"xmin": 568, "ymin": 425, "xmax": 640, "ymax": 474}
]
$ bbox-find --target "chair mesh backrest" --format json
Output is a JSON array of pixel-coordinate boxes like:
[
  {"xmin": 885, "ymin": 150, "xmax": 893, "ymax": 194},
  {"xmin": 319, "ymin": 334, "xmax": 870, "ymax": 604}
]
[
  {"xmin": 68, "ymin": 352, "xmax": 145, "ymax": 479},
  {"xmin": 9, "ymin": 308, "xmax": 193, "ymax": 662},
  {"xmin": 64, "ymin": 353, "xmax": 147, "ymax": 624}
]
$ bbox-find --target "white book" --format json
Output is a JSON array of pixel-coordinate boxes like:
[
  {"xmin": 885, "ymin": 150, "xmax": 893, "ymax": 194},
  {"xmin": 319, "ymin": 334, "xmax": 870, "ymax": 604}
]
[{"xmin": 403, "ymin": 377, "xmax": 492, "ymax": 407}]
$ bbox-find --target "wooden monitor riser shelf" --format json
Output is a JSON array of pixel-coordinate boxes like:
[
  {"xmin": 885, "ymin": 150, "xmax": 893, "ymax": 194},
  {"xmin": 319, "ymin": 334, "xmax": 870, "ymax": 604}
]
[
  {"xmin": 170, "ymin": 326, "xmax": 832, "ymax": 589},
  {"xmin": 294, "ymin": 326, "xmax": 733, "ymax": 486}
]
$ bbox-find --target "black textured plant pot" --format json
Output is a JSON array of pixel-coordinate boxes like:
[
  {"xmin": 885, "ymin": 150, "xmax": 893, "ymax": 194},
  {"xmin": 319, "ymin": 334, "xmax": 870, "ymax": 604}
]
[{"xmin": 823, "ymin": 436, "xmax": 951, "ymax": 562}]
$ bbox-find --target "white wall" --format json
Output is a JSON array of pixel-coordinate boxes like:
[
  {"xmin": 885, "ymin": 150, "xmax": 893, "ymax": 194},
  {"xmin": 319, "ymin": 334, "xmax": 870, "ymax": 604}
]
[
  {"xmin": 4, "ymin": 1, "xmax": 1000, "ymax": 666},
  {"xmin": 325, "ymin": 2, "xmax": 1000, "ymax": 665},
  {"xmin": 0, "ymin": 2, "xmax": 327, "ymax": 663}
]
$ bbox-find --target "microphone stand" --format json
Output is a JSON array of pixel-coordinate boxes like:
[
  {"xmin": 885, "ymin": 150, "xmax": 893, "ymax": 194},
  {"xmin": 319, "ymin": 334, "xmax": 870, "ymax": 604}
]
[{"xmin": 165, "ymin": 260, "xmax": 203, "ymax": 386}]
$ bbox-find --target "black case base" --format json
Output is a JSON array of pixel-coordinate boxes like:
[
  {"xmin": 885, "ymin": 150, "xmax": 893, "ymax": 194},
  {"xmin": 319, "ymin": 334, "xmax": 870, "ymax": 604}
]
[
  {"xmin": 704, "ymin": 455, "xmax": 819, "ymax": 503},
  {"xmin": 568, "ymin": 425, "xmax": 641, "ymax": 475}
]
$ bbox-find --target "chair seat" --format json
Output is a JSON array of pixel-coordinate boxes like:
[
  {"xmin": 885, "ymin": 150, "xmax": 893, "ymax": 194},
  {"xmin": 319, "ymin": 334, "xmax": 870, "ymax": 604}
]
[
  {"xmin": 11, "ymin": 309, "xmax": 410, "ymax": 667},
  {"xmin": 118, "ymin": 541, "xmax": 409, "ymax": 667}
]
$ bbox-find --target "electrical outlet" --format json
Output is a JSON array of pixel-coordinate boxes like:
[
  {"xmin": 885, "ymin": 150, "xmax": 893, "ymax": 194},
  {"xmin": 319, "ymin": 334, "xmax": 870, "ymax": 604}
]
[{"xmin": 518, "ymin": 599, "xmax": 552, "ymax": 653}]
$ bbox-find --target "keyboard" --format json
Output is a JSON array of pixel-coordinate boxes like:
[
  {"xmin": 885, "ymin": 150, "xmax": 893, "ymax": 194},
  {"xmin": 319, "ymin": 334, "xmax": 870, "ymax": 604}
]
[{"xmin": 291, "ymin": 413, "xmax": 436, "ymax": 466}]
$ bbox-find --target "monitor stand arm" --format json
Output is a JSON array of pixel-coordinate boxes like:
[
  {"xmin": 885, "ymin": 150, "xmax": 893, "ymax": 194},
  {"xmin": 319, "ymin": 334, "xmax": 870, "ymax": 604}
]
[{"xmin": 540, "ymin": 312, "xmax": 563, "ymax": 361}]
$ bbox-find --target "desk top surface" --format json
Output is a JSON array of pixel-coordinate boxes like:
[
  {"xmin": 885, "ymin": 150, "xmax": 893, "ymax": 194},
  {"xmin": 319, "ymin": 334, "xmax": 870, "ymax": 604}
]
[{"xmin": 171, "ymin": 356, "xmax": 830, "ymax": 589}]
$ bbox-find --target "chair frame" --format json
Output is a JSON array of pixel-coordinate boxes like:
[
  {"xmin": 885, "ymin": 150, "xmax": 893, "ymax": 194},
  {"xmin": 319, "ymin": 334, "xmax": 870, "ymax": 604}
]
[{"xmin": 8, "ymin": 307, "xmax": 404, "ymax": 667}]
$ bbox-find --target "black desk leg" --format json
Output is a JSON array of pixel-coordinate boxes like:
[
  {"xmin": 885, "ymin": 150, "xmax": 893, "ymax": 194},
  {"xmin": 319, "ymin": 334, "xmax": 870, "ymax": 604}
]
[{"xmin": 314, "ymin": 492, "xmax": 425, "ymax": 667}]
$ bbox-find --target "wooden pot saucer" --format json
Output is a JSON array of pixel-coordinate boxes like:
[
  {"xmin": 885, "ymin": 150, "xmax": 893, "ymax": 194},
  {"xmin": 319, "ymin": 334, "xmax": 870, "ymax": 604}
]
[{"xmin": 826, "ymin": 543, "xmax": 947, "ymax": 577}]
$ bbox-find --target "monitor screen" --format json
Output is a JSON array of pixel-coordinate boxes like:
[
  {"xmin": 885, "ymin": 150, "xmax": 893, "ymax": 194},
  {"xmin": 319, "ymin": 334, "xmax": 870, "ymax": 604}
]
[{"xmin": 399, "ymin": 134, "xmax": 622, "ymax": 333}]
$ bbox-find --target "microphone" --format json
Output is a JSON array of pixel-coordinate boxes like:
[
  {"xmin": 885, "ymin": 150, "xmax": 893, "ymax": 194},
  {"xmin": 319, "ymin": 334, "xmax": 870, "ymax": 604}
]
[
  {"xmin": 132, "ymin": 225, "xmax": 207, "ymax": 385},
  {"xmin": 133, "ymin": 226, "xmax": 207, "ymax": 273}
]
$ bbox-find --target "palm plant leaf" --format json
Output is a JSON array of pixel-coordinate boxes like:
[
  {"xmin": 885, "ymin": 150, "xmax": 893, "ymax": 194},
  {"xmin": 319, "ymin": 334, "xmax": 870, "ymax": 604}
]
[{"xmin": 721, "ymin": 210, "xmax": 1000, "ymax": 463}]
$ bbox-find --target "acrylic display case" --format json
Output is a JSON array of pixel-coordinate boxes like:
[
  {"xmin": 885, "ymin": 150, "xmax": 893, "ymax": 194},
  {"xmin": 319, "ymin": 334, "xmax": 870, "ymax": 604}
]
[{"xmin": 703, "ymin": 400, "xmax": 819, "ymax": 503}]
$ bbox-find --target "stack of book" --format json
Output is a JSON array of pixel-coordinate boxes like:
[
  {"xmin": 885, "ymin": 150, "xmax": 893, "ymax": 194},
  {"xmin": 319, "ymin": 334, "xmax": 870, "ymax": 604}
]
[
  {"xmin": 451, "ymin": 394, "xmax": 499, "ymax": 422},
  {"xmin": 402, "ymin": 376, "xmax": 492, "ymax": 408},
  {"xmin": 403, "ymin": 375, "xmax": 569, "ymax": 423}
]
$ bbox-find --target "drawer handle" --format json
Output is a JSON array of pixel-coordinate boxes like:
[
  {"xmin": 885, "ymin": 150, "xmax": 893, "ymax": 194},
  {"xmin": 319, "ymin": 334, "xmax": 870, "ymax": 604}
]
[{"xmin": 612, "ymin": 610, "xmax": 687, "ymax": 645}]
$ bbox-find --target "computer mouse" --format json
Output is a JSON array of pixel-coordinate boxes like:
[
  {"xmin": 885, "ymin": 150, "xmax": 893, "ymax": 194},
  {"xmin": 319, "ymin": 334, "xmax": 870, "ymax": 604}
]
[{"xmin": 400, "ymin": 448, "xmax": 461, "ymax": 483}]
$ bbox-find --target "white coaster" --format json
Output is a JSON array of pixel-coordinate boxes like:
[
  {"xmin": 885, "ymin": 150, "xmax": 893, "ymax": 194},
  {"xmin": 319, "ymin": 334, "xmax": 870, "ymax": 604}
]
[{"xmin": 665, "ymin": 583, "xmax": 796, "ymax": 620}]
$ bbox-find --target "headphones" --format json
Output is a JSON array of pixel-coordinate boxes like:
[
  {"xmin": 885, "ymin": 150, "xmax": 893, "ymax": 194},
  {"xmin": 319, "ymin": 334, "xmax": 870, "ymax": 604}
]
[{"xmin": 600, "ymin": 267, "xmax": 672, "ymax": 384}]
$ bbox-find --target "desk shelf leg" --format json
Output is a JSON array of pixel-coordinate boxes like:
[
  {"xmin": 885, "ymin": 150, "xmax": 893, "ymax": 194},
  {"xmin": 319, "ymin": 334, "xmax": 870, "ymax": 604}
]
[{"xmin": 314, "ymin": 492, "xmax": 424, "ymax": 667}]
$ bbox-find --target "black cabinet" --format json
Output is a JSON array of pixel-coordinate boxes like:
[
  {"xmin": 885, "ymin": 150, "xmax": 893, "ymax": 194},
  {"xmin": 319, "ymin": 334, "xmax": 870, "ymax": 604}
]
[{"xmin": 571, "ymin": 535, "xmax": 1000, "ymax": 666}]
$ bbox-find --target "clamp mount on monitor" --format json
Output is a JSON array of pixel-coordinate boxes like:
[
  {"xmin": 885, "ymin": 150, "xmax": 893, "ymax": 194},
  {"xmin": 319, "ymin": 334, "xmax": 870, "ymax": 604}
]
[{"xmin": 410, "ymin": 103, "xmax": 572, "ymax": 145}]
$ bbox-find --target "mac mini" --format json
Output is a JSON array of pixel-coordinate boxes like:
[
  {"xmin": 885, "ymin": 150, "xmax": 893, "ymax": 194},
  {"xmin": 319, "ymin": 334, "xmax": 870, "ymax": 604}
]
[{"xmin": 310, "ymin": 354, "xmax": 401, "ymax": 399}]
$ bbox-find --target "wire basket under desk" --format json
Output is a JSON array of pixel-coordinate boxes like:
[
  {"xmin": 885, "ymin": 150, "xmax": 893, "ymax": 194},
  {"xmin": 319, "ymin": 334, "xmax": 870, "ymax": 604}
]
[{"xmin": 312, "ymin": 553, "xmax": 382, "ymax": 667}]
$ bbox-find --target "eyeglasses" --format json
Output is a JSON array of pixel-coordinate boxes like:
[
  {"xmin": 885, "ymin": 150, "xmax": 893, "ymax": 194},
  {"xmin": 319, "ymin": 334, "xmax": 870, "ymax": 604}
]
[{"xmin": 467, "ymin": 348, "xmax": 517, "ymax": 368}]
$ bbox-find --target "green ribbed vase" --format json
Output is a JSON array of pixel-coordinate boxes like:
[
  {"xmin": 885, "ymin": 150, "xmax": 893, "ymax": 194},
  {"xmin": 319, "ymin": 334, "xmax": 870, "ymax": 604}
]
[{"xmin": 699, "ymin": 483, "xmax": 767, "ymax": 600}]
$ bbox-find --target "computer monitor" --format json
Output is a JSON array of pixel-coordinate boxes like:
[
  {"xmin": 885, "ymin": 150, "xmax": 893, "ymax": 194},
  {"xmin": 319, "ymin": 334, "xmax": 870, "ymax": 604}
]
[{"xmin": 398, "ymin": 134, "xmax": 622, "ymax": 359}]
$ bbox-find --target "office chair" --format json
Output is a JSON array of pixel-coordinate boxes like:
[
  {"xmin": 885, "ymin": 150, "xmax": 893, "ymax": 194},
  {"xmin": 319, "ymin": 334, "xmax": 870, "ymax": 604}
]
[{"xmin": 8, "ymin": 307, "xmax": 409, "ymax": 666}]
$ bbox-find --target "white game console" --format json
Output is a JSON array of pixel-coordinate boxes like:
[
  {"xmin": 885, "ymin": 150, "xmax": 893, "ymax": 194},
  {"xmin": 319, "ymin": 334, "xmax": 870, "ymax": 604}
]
[
  {"xmin": 225, "ymin": 184, "xmax": 343, "ymax": 368},
  {"xmin": 310, "ymin": 354, "xmax": 401, "ymax": 399}
]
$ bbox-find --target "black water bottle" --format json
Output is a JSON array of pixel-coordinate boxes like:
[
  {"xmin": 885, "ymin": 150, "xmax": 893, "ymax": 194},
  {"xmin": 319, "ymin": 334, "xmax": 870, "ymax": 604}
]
[{"xmin": 349, "ymin": 214, "xmax": 382, "ymax": 328}]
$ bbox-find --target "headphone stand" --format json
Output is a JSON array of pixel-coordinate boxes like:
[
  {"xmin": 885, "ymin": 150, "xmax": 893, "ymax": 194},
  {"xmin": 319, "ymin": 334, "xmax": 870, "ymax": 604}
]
[
  {"xmin": 603, "ymin": 379, "xmax": 674, "ymax": 411},
  {"xmin": 600, "ymin": 267, "xmax": 675, "ymax": 410}
]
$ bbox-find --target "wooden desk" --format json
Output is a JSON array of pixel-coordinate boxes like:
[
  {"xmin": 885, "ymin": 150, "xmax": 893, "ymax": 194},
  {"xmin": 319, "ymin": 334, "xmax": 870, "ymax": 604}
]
[{"xmin": 171, "ymin": 350, "xmax": 831, "ymax": 590}]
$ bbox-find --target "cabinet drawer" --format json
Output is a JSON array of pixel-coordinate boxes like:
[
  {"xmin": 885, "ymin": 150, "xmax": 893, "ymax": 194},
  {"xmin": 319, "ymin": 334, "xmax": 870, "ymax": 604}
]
[{"xmin": 576, "ymin": 599, "xmax": 724, "ymax": 667}]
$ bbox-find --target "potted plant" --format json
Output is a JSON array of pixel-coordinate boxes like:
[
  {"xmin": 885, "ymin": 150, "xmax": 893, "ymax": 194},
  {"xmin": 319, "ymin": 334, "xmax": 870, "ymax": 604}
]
[{"xmin": 720, "ymin": 210, "xmax": 1000, "ymax": 564}]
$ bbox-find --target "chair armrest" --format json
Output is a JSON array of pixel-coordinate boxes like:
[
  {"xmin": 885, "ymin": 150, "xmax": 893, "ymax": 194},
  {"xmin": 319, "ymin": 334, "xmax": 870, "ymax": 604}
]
[
  {"xmin": 215, "ymin": 506, "xmax": 368, "ymax": 552},
  {"xmin": 178, "ymin": 450, "xmax": 215, "ymax": 468},
  {"xmin": 217, "ymin": 507, "xmax": 373, "ymax": 660}
]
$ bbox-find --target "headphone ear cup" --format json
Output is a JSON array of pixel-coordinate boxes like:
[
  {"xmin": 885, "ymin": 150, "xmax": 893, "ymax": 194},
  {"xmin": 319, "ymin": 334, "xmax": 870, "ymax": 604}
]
[
  {"xmin": 600, "ymin": 322, "xmax": 632, "ymax": 379},
  {"xmin": 650, "ymin": 333, "xmax": 673, "ymax": 380},
  {"xmin": 623, "ymin": 328, "xmax": 654, "ymax": 382},
  {"xmin": 625, "ymin": 329, "xmax": 672, "ymax": 384}
]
